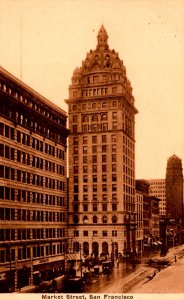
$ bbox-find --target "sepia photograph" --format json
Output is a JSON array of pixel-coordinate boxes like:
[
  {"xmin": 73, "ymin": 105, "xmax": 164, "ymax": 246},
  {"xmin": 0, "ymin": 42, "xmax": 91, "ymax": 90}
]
[{"xmin": 0, "ymin": 0, "xmax": 184, "ymax": 298}]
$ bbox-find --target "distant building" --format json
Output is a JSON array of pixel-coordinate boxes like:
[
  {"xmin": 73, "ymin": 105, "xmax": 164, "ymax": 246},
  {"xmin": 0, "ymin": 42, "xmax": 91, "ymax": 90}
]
[
  {"xmin": 136, "ymin": 180, "xmax": 160, "ymax": 252},
  {"xmin": 66, "ymin": 25, "xmax": 138, "ymax": 258},
  {"xmin": 147, "ymin": 179, "xmax": 166, "ymax": 215},
  {"xmin": 135, "ymin": 188, "xmax": 144, "ymax": 255},
  {"xmin": 0, "ymin": 66, "xmax": 69, "ymax": 292},
  {"xmin": 165, "ymin": 155, "xmax": 183, "ymax": 224}
]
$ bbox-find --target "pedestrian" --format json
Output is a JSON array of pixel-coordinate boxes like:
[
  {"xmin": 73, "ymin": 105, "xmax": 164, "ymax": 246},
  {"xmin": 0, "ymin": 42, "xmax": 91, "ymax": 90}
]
[
  {"xmin": 116, "ymin": 259, "xmax": 119, "ymax": 269},
  {"xmin": 174, "ymin": 255, "xmax": 177, "ymax": 262}
]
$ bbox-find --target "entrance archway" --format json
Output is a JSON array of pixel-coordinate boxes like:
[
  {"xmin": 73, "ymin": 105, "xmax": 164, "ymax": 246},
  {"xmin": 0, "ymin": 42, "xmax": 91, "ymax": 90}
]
[{"xmin": 92, "ymin": 242, "xmax": 99, "ymax": 258}]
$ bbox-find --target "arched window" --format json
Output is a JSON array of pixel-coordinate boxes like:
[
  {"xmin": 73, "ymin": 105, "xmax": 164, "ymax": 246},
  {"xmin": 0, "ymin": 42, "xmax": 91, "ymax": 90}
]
[
  {"xmin": 82, "ymin": 115, "xmax": 89, "ymax": 122},
  {"xmin": 73, "ymin": 215, "xmax": 79, "ymax": 224},
  {"xmin": 73, "ymin": 105, "xmax": 77, "ymax": 111},
  {"xmin": 102, "ymin": 215, "xmax": 108, "ymax": 223},
  {"xmin": 73, "ymin": 241, "xmax": 80, "ymax": 253},
  {"xmin": 112, "ymin": 101, "xmax": 117, "ymax": 107},
  {"xmin": 93, "ymin": 216, "xmax": 98, "ymax": 223},
  {"xmin": 91, "ymin": 114, "xmax": 98, "ymax": 122},
  {"xmin": 112, "ymin": 215, "xmax": 118, "ymax": 224},
  {"xmin": 83, "ymin": 216, "xmax": 88, "ymax": 224},
  {"xmin": 102, "ymin": 102, "xmax": 107, "ymax": 108},
  {"xmin": 101, "ymin": 113, "xmax": 108, "ymax": 121},
  {"xmin": 82, "ymin": 104, "xmax": 87, "ymax": 110}
]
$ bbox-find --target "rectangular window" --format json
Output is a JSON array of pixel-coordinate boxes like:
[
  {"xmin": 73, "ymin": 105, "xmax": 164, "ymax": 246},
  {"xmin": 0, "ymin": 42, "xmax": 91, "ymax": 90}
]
[
  {"xmin": 102, "ymin": 145, "xmax": 106, "ymax": 152},
  {"xmin": 83, "ymin": 175, "xmax": 88, "ymax": 183},
  {"xmin": 83, "ymin": 146, "xmax": 88, "ymax": 154},
  {"xmin": 93, "ymin": 204, "xmax": 97, "ymax": 211},
  {"xmin": 102, "ymin": 204, "xmax": 107, "ymax": 211},
  {"xmin": 83, "ymin": 231, "xmax": 88, "ymax": 236},
  {"xmin": 102, "ymin": 155, "xmax": 106, "ymax": 162},
  {"xmin": 83, "ymin": 156, "xmax": 87, "ymax": 163},
  {"xmin": 102, "ymin": 165, "xmax": 107, "ymax": 172},
  {"xmin": 92, "ymin": 165, "xmax": 97, "ymax": 173},
  {"xmin": 83, "ymin": 136, "xmax": 87, "ymax": 144},
  {"xmin": 93, "ymin": 155, "xmax": 97, "ymax": 163},
  {"xmin": 92, "ymin": 145, "xmax": 97, "ymax": 153},
  {"xmin": 92, "ymin": 136, "xmax": 97, "ymax": 143},
  {"xmin": 102, "ymin": 135, "xmax": 107, "ymax": 143},
  {"xmin": 83, "ymin": 204, "xmax": 88, "ymax": 212},
  {"xmin": 102, "ymin": 231, "xmax": 107, "ymax": 237}
]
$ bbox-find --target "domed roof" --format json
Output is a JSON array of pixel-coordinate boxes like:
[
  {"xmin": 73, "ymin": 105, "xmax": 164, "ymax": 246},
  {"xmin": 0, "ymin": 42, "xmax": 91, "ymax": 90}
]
[
  {"xmin": 168, "ymin": 154, "xmax": 181, "ymax": 162},
  {"xmin": 80, "ymin": 26, "xmax": 126, "ymax": 76},
  {"xmin": 71, "ymin": 25, "xmax": 134, "ymax": 97}
]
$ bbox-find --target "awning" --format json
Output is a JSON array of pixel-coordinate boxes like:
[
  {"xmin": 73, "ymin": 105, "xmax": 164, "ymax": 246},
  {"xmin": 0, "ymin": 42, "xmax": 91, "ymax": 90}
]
[
  {"xmin": 66, "ymin": 253, "xmax": 81, "ymax": 261},
  {"xmin": 157, "ymin": 241, "xmax": 162, "ymax": 244}
]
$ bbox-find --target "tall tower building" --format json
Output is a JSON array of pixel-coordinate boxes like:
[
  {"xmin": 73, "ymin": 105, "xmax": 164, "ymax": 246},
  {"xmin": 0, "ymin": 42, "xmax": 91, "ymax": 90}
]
[
  {"xmin": 66, "ymin": 25, "xmax": 138, "ymax": 258},
  {"xmin": 165, "ymin": 155, "xmax": 183, "ymax": 224}
]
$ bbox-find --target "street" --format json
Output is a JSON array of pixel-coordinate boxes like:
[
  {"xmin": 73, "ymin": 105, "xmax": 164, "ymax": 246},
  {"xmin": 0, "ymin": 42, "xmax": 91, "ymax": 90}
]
[{"xmin": 82, "ymin": 245, "xmax": 184, "ymax": 293}]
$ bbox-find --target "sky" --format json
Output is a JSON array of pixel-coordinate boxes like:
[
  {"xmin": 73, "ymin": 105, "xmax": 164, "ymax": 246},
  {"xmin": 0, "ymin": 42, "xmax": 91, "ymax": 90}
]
[{"xmin": 0, "ymin": 0, "xmax": 184, "ymax": 179}]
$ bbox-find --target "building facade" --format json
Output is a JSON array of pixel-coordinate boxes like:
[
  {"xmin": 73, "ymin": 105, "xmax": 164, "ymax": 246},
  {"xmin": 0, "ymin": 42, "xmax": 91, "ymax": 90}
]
[
  {"xmin": 136, "ymin": 180, "xmax": 160, "ymax": 253},
  {"xmin": 0, "ymin": 66, "xmax": 69, "ymax": 292},
  {"xmin": 66, "ymin": 25, "xmax": 138, "ymax": 259},
  {"xmin": 147, "ymin": 179, "xmax": 166, "ymax": 215}
]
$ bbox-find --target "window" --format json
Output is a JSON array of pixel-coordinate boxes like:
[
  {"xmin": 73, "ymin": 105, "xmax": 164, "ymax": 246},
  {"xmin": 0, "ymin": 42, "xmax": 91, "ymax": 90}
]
[
  {"xmin": 92, "ymin": 165, "xmax": 97, "ymax": 173},
  {"xmin": 83, "ymin": 156, "xmax": 87, "ymax": 163},
  {"xmin": 93, "ymin": 204, "xmax": 97, "ymax": 211},
  {"xmin": 73, "ymin": 137, "xmax": 78, "ymax": 145},
  {"xmin": 74, "ymin": 230, "xmax": 79, "ymax": 237},
  {"xmin": 74, "ymin": 166, "xmax": 78, "ymax": 174},
  {"xmin": 83, "ymin": 204, "xmax": 88, "ymax": 211},
  {"xmin": 93, "ymin": 194, "xmax": 97, "ymax": 201},
  {"xmin": 112, "ymin": 122, "xmax": 117, "ymax": 129},
  {"xmin": 111, "ymin": 134, "xmax": 116, "ymax": 142},
  {"xmin": 93, "ymin": 155, "xmax": 97, "ymax": 163},
  {"xmin": 112, "ymin": 154, "xmax": 116, "ymax": 162},
  {"xmin": 102, "ymin": 194, "xmax": 107, "ymax": 201},
  {"xmin": 93, "ymin": 185, "xmax": 97, "ymax": 192},
  {"xmin": 112, "ymin": 174, "xmax": 117, "ymax": 181},
  {"xmin": 102, "ymin": 145, "xmax": 106, "ymax": 152},
  {"xmin": 112, "ymin": 215, "xmax": 118, "ymax": 223},
  {"xmin": 83, "ymin": 136, "xmax": 87, "ymax": 144},
  {"xmin": 102, "ymin": 231, "xmax": 107, "ymax": 237},
  {"xmin": 102, "ymin": 155, "xmax": 106, "ymax": 162},
  {"xmin": 83, "ymin": 166, "xmax": 88, "ymax": 173},
  {"xmin": 102, "ymin": 184, "xmax": 107, "ymax": 192},
  {"xmin": 112, "ymin": 112, "xmax": 117, "ymax": 119},
  {"xmin": 73, "ymin": 125, "xmax": 77, "ymax": 132},
  {"xmin": 102, "ymin": 204, "xmax": 107, "ymax": 211},
  {"xmin": 74, "ymin": 156, "xmax": 78, "ymax": 164},
  {"xmin": 112, "ymin": 230, "xmax": 117, "ymax": 237},
  {"xmin": 112, "ymin": 204, "xmax": 117, "ymax": 211},
  {"xmin": 93, "ymin": 216, "xmax": 98, "ymax": 223},
  {"xmin": 102, "ymin": 135, "xmax": 107, "ymax": 143},
  {"xmin": 74, "ymin": 176, "xmax": 78, "ymax": 183},
  {"xmin": 83, "ymin": 185, "xmax": 88, "ymax": 192},
  {"xmin": 93, "ymin": 231, "xmax": 98, "ymax": 237},
  {"xmin": 102, "ymin": 174, "xmax": 107, "ymax": 182},
  {"xmin": 102, "ymin": 165, "xmax": 107, "ymax": 172},
  {"xmin": 92, "ymin": 146, "xmax": 97, "ymax": 153},
  {"xmin": 83, "ymin": 231, "xmax": 88, "ymax": 237},
  {"xmin": 102, "ymin": 215, "xmax": 107, "ymax": 223},
  {"xmin": 112, "ymin": 164, "xmax": 116, "ymax": 172},
  {"xmin": 83, "ymin": 194, "xmax": 88, "ymax": 201},
  {"xmin": 83, "ymin": 146, "xmax": 87, "ymax": 154},
  {"xmin": 92, "ymin": 175, "xmax": 97, "ymax": 182},
  {"xmin": 92, "ymin": 136, "xmax": 97, "ymax": 143},
  {"xmin": 112, "ymin": 144, "xmax": 116, "ymax": 152},
  {"xmin": 112, "ymin": 184, "xmax": 117, "ymax": 191}
]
